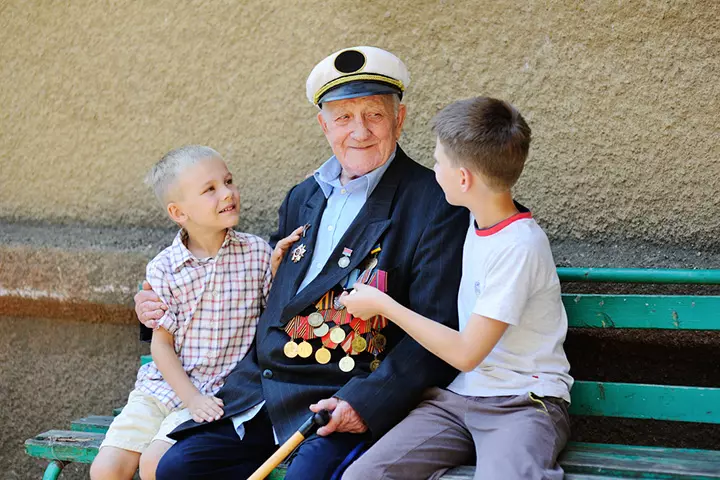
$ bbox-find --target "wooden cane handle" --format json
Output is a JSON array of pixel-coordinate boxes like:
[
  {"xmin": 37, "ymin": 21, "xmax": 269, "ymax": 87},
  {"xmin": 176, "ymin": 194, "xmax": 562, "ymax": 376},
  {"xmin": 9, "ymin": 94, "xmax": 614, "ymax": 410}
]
[{"xmin": 247, "ymin": 431, "xmax": 305, "ymax": 480}]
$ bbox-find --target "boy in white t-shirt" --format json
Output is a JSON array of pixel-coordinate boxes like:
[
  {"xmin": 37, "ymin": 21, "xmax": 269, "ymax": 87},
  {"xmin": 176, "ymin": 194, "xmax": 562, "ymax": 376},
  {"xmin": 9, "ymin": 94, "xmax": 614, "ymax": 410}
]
[{"xmin": 341, "ymin": 97, "xmax": 573, "ymax": 479}]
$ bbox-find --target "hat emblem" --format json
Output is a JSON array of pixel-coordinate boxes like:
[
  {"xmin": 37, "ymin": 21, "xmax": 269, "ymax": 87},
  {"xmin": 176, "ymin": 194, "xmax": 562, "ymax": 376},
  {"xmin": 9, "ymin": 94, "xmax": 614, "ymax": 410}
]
[{"xmin": 334, "ymin": 50, "xmax": 366, "ymax": 74}]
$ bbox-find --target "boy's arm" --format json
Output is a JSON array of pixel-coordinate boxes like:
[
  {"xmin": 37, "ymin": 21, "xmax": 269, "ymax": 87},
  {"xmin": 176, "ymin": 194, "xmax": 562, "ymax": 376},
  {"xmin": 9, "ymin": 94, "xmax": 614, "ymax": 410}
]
[
  {"xmin": 151, "ymin": 329, "xmax": 223, "ymax": 422},
  {"xmin": 346, "ymin": 286, "xmax": 508, "ymax": 372}
]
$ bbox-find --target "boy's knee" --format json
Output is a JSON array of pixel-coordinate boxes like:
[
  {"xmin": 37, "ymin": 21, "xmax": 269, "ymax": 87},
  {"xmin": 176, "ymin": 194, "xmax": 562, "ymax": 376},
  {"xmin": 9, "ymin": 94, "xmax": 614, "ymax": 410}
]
[
  {"xmin": 90, "ymin": 455, "xmax": 127, "ymax": 480},
  {"xmin": 138, "ymin": 454, "xmax": 159, "ymax": 480}
]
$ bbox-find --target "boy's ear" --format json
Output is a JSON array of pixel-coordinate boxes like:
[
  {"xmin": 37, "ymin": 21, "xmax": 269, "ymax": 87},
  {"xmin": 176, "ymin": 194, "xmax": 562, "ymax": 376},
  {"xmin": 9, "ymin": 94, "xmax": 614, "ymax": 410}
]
[
  {"xmin": 166, "ymin": 202, "xmax": 187, "ymax": 225},
  {"xmin": 459, "ymin": 167, "xmax": 473, "ymax": 193}
]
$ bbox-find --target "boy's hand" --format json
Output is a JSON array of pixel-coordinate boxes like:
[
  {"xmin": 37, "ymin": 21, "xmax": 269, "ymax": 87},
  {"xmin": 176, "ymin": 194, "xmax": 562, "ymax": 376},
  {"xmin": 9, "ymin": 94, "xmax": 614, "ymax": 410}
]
[
  {"xmin": 339, "ymin": 283, "xmax": 390, "ymax": 320},
  {"xmin": 187, "ymin": 394, "xmax": 224, "ymax": 423},
  {"xmin": 270, "ymin": 226, "xmax": 305, "ymax": 277},
  {"xmin": 135, "ymin": 281, "xmax": 167, "ymax": 329}
]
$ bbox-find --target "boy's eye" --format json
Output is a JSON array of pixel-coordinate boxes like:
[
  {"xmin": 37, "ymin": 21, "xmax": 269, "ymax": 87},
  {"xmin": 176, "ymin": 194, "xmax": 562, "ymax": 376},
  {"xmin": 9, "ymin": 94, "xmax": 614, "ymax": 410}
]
[
  {"xmin": 204, "ymin": 186, "xmax": 215, "ymax": 193},
  {"xmin": 226, "ymin": 178, "xmax": 233, "ymax": 185}
]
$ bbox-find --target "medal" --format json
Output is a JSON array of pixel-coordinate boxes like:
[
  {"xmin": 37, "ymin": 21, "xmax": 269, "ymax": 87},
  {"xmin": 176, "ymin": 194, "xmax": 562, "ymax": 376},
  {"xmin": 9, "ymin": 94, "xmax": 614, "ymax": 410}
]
[
  {"xmin": 351, "ymin": 335, "xmax": 367, "ymax": 353},
  {"xmin": 308, "ymin": 312, "xmax": 324, "ymax": 327},
  {"xmin": 315, "ymin": 347, "xmax": 331, "ymax": 364},
  {"xmin": 297, "ymin": 341, "xmax": 313, "ymax": 358},
  {"xmin": 372, "ymin": 333, "xmax": 387, "ymax": 351},
  {"xmin": 283, "ymin": 341, "xmax": 299, "ymax": 358},
  {"xmin": 291, "ymin": 244, "xmax": 307, "ymax": 263},
  {"xmin": 338, "ymin": 247, "xmax": 352, "ymax": 269},
  {"xmin": 329, "ymin": 327, "xmax": 346, "ymax": 344},
  {"xmin": 313, "ymin": 323, "xmax": 329, "ymax": 337},
  {"xmin": 370, "ymin": 358, "xmax": 381, "ymax": 372},
  {"xmin": 333, "ymin": 294, "xmax": 345, "ymax": 310},
  {"xmin": 339, "ymin": 355, "xmax": 355, "ymax": 372}
]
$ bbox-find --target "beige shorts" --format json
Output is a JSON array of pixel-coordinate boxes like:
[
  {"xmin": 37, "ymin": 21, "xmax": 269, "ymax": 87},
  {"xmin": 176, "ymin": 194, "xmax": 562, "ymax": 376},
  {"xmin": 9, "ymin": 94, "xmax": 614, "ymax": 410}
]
[{"xmin": 100, "ymin": 389, "xmax": 193, "ymax": 453}]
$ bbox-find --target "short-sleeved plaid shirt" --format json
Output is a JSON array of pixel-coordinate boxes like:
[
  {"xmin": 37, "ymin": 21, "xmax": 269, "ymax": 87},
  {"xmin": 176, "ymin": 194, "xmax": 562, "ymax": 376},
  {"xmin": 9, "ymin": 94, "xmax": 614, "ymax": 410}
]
[{"xmin": 135, "ymin": 228, "xmax": 272, "ymax": 409}]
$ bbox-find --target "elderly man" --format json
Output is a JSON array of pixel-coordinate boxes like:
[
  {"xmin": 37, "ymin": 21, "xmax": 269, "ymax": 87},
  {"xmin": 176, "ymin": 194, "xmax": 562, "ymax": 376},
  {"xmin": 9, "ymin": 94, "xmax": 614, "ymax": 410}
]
[{"xmin": 135, "ymin": 46, "xmax": 467, "ymax": 479}]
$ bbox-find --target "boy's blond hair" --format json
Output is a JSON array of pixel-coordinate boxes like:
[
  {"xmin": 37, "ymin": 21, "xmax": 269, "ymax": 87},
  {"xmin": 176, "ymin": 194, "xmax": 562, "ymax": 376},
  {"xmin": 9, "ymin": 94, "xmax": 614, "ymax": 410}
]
[{"xmin": 145, "ymin": 145, "xmax": 222, "ymax": 204}]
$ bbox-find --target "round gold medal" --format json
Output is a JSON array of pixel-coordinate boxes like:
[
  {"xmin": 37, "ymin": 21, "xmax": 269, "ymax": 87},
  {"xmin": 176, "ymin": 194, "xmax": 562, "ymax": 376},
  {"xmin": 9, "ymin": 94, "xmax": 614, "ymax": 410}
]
[
  {"xmin": 308, "ymin": 312, "xmax": 324, "ymax": 327},
  {"xmin": 373, "ymin": 333, "xmax": 387, "ymax": 350},
  {"xmin": 315, "ymin": 347, "xmax": 331, "ymax": 364},
  {"xmin": 339, "ymin": 355, "xmax": 355, "ymax": 372},
  {"xmin": 351, "ymin": 336, "xmax": 367, "ymax": 353},
  {"xmin": 329, "ymin": 327, "xmax": 346, "ymax": 343},
  {"xmin": 283, "ymin": 341, "xmax": 299, "ymax": 358},
  {"xmin": 313, "ymin": 323, "xmax": 329, "ymax": 337},
  {"xmin": 370, "ymin": 358, "xmax": 381, "ymax": 372},
  {"xmin": 297, "ymin": 341, "xmax": 313, "ymax": 358}
]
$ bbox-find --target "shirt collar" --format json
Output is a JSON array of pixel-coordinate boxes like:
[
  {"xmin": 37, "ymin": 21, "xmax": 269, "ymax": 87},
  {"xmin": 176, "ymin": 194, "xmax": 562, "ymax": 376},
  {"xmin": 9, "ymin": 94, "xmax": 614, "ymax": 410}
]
[
  {"xmin": 313, "ymin": 147, "xmax": 397, "ymax": 200},
  {"xmin": 170, "ymin": 228, "xmax": 243, "ymax": 272}
]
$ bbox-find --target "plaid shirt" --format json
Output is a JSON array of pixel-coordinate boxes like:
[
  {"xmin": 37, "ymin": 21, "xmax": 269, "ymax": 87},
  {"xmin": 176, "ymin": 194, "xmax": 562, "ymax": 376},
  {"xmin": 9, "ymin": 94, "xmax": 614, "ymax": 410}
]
[{"xmin": 135, "ymin": 228, "xmax": 272, "ymax": 409}]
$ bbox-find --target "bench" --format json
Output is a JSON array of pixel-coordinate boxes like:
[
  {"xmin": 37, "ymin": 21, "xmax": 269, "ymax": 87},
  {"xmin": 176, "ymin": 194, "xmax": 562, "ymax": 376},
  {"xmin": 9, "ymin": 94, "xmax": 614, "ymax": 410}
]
[{"xmin": 25, "ymin": 267, "xmax": 720, "ymax": 479}]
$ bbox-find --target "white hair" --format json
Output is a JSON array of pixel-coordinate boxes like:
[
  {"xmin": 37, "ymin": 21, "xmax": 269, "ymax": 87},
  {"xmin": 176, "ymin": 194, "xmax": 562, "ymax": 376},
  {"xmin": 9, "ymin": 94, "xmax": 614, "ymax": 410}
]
[{"xmin": 145, "ymin": 145, "xmax": 222, "ymax": 204}]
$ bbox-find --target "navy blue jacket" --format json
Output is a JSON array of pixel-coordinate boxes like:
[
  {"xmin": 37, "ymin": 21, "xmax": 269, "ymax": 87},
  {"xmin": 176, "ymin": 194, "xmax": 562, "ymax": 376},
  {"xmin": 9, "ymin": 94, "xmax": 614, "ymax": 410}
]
[{"xmin": 171, "ymin": 146, "xmax": 467, "ymax": 442}]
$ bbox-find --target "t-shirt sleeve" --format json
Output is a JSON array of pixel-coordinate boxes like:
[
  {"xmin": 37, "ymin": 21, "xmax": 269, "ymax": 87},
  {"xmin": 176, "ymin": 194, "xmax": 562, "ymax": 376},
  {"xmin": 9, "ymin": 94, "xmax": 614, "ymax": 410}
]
[
  {"xmin": 146, "ymin": 260, "xmax": 180, "ymax": 335},
  {"xmin": 472, "ymin": 242, "xmax": 537, "ymax": 326}
]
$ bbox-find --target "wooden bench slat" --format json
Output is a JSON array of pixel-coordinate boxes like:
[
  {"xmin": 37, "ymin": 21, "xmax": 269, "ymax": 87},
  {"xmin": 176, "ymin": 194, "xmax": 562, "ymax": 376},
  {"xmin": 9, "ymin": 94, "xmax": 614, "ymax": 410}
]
[
  {"xmin": 141, "ymin": 354, "xmax": 152, "ymax": 365},
  {"xmin": 570, "ymin": 381, "xmax": 720, "ymax": 423},
  {"xmin": 25, "ymin": 430, "xmax": 103, "ymax": 463},
  {"xmin": 71, "ymin": 416, "xmax": 114, "ymax": 433},
  {"xmin": 563, "ymin": 294, "xmax": 720, "ymax": 330},
  {"xmin": 557, "ymin": 267, "xmax": 720, "ymax": 284},
  {"xmin": 561, "ymin": 442, "xmax": 720, "ymax": 478}
]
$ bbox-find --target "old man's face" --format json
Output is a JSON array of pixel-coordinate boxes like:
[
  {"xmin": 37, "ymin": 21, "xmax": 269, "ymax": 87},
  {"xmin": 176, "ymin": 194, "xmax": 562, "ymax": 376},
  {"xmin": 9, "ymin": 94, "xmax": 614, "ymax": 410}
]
[{"xmin": 317, "ymin": 94, "xmax": 406, "ymax": 179}]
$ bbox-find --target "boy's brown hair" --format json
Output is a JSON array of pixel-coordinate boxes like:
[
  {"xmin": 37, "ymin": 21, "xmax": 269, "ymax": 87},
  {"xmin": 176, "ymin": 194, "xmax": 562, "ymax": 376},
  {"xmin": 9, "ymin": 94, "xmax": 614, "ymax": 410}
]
[{"xmin": 432, "ymin": 97, "xmax": 531, "ymax": 191}]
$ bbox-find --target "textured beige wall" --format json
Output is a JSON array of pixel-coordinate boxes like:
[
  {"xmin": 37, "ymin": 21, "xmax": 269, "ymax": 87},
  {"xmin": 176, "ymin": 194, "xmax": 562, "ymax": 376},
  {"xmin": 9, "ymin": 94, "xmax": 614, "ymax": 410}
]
[{"xmin": 1, "ymin": 0, "xmax": 719, "ymax": 246}]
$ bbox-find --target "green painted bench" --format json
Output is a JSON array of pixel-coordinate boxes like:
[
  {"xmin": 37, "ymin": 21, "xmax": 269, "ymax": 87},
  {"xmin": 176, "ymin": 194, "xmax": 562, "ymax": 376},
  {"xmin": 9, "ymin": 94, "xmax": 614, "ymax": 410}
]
[{"xmin": 25, "ymin": 268, "xmax": 720, "ymax": 479}]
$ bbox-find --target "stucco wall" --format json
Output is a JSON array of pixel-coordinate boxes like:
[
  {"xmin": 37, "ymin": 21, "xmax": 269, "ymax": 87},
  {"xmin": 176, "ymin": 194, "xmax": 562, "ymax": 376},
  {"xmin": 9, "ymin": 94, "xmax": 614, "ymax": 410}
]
[{"xmin": 1, "ymin": 0, "xmax": 718, "ymax": 247}]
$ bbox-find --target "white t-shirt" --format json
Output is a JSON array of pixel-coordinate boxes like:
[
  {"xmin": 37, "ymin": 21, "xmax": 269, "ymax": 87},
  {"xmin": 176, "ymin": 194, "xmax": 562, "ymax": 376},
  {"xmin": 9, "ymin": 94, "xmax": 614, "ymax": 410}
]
[{"xmin": 447, "ymin": 211, "xmax": 573, "ymax": 402}]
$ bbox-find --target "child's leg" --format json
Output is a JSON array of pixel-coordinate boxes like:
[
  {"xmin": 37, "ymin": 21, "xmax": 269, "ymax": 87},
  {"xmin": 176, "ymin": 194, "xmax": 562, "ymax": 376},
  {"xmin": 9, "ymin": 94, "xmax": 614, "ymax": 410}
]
[
  {"xmin": 139, "ymin": 440, "xmax": 173, "ymax": 480},
  {"xmin": 90, "ymin": 389, "xmax": 168, "ymax": 480},
  {"xmin": 139, "ymin": 407, "xmax": 193, "ymax": 480},
  {"xmin": 467, "ymin": 393, "xmax": 570, "ymax": 480},
  {"xmin": 90, "ymin": 447, "xmax": 140, "ymax": 480},
  {"xmin": 342, "ymin": 387, "xmax": 474, "ymax": 480}
]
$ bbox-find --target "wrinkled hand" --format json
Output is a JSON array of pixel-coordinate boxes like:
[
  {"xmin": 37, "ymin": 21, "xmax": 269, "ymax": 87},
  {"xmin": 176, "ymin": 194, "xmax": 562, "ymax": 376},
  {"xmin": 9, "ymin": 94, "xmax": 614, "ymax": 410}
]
[
  {"xmin": 339, "ymin": 283, "xmax": 389, "ymax": 320},
  {"xmin": 309, "ymin": 398, "xmax": 367, "ymax": 436},
  {"xmin": 134, "ymin": 281, "xmax": 167, "ymax": 329},
  {"xmin": 187, "ymin": 394, "xmax": 224, "ymax": 423},
  {"xmin": 270, "ymin": 226, "xmax": 304, "ymax": 277}
]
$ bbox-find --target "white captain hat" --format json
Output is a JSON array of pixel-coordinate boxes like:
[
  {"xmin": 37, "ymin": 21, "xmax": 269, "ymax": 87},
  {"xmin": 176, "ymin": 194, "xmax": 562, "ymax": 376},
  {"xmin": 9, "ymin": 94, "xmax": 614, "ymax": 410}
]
[{"xmin": 306, "ymin": 46, "xmax": 410, "ymax": 106}]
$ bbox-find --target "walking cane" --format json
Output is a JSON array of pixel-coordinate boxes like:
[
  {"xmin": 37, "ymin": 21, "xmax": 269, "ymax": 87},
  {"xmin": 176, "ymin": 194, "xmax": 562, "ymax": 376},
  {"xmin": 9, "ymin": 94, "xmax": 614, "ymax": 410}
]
[{"xmin": 247, "ymin": 409, "xmax": 331, "ymax": 480}]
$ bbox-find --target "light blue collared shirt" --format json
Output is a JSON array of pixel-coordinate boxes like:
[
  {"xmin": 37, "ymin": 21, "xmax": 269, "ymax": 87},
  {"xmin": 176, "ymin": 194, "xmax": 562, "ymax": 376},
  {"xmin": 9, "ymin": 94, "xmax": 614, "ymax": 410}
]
[
  {"xmin": 297, "ymin": 149, "xmax": 396, "ymax": 292},
  {"xmin": 231, "ymin": 148, "xmax": 396, "ymax": 440}
]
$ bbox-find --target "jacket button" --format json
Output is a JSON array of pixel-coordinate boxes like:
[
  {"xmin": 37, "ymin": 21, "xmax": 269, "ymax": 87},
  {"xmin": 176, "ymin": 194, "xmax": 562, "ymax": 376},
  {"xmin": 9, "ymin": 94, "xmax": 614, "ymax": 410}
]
[{"xmin": 262, "ymin": 369, "xmax": 273, "ymax": 379}]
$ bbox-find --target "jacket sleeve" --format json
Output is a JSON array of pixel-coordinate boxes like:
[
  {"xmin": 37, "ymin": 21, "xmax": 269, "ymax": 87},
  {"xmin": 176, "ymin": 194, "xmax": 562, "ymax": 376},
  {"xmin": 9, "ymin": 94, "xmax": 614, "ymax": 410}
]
[{"xmin": 334, "ymin": 198, "xmax": 468, "ymax": 440}]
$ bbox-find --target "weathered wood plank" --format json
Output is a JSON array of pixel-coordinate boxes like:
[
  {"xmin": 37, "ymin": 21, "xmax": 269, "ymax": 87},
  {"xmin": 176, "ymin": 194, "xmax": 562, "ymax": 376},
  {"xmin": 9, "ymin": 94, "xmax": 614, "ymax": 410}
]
[
  {"xmin": 561, "ymin": 442, "xmax": 720, "ymax": 478},
  {"xmin": 25, "ymin": 430, "xmax": 103, "ymax": 463},
  {"xmin": 569, "ymin": 381, "xmax": 720, "ymax": 424},
  {"xmin": 557, "ymin": 268, "xmax": 720, "ymax": 285},
  {"xmin": 71, "ymin": 415, "xmax": 113, "ymax": 433},
  {"xmin": 563, "ymin": 294, "xmax": 720, "ymax": 330}
]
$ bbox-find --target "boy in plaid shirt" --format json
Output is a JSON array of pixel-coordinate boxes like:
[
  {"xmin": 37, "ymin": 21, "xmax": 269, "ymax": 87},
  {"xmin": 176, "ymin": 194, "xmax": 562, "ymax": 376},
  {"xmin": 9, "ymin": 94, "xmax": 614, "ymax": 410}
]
[{"xmin": 91, "ymin": 146, "xmax": 301, "ymax": 480}]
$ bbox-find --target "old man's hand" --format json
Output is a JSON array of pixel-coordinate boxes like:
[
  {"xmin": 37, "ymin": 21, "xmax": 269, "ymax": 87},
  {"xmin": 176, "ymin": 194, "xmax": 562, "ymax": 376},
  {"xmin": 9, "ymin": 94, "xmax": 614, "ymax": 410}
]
[
  {"xmin": 310, "ymin": 397, "xmax": 367, "ymax": 436},
  {"xmin": 134, "ymin": 280, "xmax": 167, "ymax": 329}
]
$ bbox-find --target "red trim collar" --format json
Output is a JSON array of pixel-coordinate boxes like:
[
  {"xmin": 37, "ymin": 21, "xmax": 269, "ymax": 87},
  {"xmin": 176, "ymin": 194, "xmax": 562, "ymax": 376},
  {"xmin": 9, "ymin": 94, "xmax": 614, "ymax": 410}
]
[{"xmin": 475, "ymin": 211, "xmax": 532, "ymax": 237}]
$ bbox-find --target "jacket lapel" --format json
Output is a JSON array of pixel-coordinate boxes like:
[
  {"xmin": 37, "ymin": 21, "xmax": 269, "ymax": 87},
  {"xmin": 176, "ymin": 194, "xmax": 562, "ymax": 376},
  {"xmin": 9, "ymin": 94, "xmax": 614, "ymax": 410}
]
[{"xmin": 276, "ymin": 149, "xmax": 405, "ymax": 325}]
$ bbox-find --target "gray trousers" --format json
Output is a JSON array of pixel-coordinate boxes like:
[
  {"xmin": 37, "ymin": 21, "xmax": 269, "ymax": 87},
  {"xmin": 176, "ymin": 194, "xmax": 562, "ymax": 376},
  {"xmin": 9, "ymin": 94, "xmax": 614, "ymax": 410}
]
[{"xmin": 342, "ymin": 387, "xmax": 570, "ymax": 480}]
